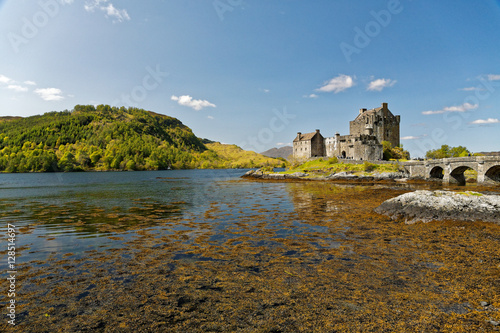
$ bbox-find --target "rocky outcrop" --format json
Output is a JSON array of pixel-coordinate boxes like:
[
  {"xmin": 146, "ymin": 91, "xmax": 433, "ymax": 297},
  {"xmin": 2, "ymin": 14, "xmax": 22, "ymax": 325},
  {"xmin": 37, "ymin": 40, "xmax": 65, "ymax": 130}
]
[
  {"xmin": 242, "ymin": 169, "xmax": 409, "ymax": 181},
  {"xmin": 375, "ymin": 190, "xmax": 500, "ymax": 224},
  {"xmin": 242, "ymin": 170, "xmax": 309, "ymax": 180}
]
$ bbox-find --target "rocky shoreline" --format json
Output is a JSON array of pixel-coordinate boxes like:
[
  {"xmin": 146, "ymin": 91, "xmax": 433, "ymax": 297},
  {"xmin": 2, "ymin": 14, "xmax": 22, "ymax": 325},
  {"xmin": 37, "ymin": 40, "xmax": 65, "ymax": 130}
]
[
  {"xmin": 375, "ymin": 190, "xmax": 500, "ymax": 224},
  {"xmin": 242, "ymin": 169, "xmax": 409, "ymax": 182}
]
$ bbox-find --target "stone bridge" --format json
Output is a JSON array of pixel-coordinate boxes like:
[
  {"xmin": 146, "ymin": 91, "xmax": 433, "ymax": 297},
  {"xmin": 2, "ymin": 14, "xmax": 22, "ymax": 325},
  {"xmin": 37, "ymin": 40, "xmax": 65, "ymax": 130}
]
[{"xmin": 402, "ymin": 156, "xmax": 500, "ymax": 185}]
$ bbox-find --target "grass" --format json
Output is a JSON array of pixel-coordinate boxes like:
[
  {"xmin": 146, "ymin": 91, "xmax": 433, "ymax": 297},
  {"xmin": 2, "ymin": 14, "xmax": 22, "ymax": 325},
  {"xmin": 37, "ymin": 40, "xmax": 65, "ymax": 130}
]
[{"xmin": 279, "ymin": 158, "xmax": 401, "ymax": 177}]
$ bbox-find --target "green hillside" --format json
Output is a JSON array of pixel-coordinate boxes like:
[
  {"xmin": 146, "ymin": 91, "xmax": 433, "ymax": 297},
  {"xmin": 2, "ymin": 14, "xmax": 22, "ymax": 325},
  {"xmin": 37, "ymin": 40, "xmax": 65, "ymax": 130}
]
[
  {"xmin": 0, "ymin": 105, "xmax": 282, "ymax": 172},
  {"xmin": 203, "ymin": 142, "xmax": 286, "ymax": 169}
]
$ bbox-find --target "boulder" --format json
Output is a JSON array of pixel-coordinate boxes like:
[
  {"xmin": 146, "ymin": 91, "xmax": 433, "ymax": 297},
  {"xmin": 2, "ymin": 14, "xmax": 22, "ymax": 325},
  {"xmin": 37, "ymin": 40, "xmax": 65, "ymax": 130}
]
[
  {"xmin": 375, "ymin": 190, "xmax": 500, "ymax": 224},
  {"xmin": 327, "ymin": 172, "xmax": 358, "ymax": 179},
  {"xmin": 289, "ymin": 172, "xmax": 309, "ymax": 178}
]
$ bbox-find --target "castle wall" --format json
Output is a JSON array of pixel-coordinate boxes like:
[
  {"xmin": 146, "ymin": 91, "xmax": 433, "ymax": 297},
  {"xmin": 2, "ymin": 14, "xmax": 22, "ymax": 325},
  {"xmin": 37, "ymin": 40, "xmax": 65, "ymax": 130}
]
[
  {"xmin": 293, "ymin": 140, "xmax": 311, "ymax": 159},
  {"xmin": 310, "ymin": 134, "xmax": 325, "ymax": 157}
]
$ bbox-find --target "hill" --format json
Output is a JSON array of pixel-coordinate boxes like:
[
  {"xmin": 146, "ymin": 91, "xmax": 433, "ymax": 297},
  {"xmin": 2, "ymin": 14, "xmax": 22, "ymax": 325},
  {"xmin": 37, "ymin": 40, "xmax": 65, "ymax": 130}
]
[
  {"xmin": 477, "ymin": 151, "xmax": 500, "ymax": 156},
  {"xmin": 0, "ymin": 105, "xmax": 282, "ymax": 172},
  {"xmin": 260, "ymin": 146, "xmax": 293, "ymax": 159},
  {"xmin": 204, "ymin": 142, "xmax": 286, "ymax": 169}
]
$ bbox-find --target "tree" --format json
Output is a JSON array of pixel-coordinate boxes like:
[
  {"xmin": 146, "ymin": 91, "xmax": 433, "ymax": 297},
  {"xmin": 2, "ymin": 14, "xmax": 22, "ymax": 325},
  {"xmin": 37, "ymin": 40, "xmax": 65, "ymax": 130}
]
[
  {"xmin": 382, "ymin": 141, "xmax": 410, "ymax": 160},
  {"xmin": 426, "ymin": 145, "xmax": 470, "ymax": 159}
]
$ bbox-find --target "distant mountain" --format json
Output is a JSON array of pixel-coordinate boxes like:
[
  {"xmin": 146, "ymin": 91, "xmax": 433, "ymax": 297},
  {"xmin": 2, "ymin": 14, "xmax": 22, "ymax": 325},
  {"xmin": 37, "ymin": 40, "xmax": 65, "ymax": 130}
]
[
  {"xmin": 261, "ymin": 146, "xmax": 293, "ymax": 159},
  {"xmin": 477, "ymin": 151, "xmax": 500, "ymax": 156},
  {"xmin": 0, "ymin": 105, "xmax": 283, "ymax": 172}
]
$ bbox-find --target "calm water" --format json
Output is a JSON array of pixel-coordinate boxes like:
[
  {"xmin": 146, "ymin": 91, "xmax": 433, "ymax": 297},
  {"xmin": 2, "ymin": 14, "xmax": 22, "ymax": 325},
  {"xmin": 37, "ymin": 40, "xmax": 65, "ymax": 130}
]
[
  {"xmin": 0, "ymin": 169, "xmax": 327, "ymax": 267},
  {"xmin": 3, "ymin": 169, "xmax": 500, "ymax": 331}
]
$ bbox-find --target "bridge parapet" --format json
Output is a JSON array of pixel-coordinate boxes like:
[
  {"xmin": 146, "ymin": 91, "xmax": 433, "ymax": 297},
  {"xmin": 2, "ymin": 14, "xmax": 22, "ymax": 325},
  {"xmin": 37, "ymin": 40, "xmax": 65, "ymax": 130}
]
[{"xmin": 402, "ymin": 156, "xmax": 500, "ymax": 185}]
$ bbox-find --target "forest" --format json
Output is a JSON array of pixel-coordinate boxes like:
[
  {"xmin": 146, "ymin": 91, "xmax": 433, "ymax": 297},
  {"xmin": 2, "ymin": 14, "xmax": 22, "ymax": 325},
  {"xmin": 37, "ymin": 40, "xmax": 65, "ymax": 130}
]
[{"xmin": 0, "ymin": 105, "xmax": 283, "ymax": 173}]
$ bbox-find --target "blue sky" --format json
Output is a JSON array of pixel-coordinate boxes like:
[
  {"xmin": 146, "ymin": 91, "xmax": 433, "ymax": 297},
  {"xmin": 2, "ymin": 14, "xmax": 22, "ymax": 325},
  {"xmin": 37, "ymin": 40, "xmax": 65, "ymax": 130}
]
[{"xmin": 0, "ymin": 0, "xmax": 499, "ymax": 157}]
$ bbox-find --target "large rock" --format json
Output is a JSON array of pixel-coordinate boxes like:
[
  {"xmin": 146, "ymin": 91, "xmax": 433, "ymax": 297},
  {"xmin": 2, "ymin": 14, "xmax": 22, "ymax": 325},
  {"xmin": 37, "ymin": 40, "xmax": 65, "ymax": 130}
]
[
  {"xmin": 375, "ymin": 190, "xmax": 500, "ymax": 224},
  {"xmin": 372, "ymin": 172, "xmax": 408, "ymax": 180}
]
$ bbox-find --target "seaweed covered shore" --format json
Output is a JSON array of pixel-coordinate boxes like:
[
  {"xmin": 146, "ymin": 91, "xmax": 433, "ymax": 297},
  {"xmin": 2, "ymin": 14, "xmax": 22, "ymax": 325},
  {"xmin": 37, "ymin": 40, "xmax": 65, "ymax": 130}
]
[{"xmin": 2, "ymin": 180, "xmax": 500, "ymax": 332}]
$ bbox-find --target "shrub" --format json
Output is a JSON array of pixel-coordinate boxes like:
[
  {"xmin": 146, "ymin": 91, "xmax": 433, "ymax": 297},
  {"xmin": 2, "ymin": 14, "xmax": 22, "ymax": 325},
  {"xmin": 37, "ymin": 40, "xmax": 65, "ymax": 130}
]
[
  {"xmin": 327, "ymin": 157, "xmax": 338, "ymax": 165},
  {"xmin": 363, "ymin": 161, "xmax": 376, "ymax": 172},
  {"xmin": 261, "ymin": 166, "xmax": 274, "ymax": 172}
]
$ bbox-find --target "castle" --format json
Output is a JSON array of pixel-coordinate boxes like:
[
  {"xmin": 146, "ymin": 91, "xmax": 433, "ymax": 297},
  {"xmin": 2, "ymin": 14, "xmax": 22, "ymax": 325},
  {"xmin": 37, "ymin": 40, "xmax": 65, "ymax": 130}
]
[{"xmin": 293, "ymin": 103, "xmax": 400, "ymax": 160}]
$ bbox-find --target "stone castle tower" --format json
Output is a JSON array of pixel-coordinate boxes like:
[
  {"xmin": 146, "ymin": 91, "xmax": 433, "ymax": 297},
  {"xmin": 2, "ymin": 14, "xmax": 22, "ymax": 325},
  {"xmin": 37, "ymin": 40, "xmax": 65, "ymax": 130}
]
[
  {"xmin": 349, "ymin": 102, "xmax": 400, "ymax": 149},
  {"xmin": 293, "ymin": 103, "xmax": 400, "ymax": 160}
]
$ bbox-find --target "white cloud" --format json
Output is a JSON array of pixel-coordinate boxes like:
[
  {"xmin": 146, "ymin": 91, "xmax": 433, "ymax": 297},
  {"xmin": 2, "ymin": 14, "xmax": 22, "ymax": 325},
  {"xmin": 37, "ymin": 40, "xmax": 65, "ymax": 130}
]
[
  {"xmin": 34, "ymin": 88, "xmax": 64, "ymax": 101},
  {"xmin": 459, "ymin": 87, "xmax": 479, "ymax": 91},
  {"xmin": 487, "ymin": 74, "xmax": 500, "ymax": 81},
  {"xmin": 367, "ymin": 78, "xmax": 396, "ymax": 92},
  {"xmin": 207, "ymin": 115, "xmax": 214, "ymax": 120},
  {"xmin": 276, "ymin": 142, "xmax": 292, "ymax": 146},
  {"xmin": 443, "ymin": 103, "xmax": 478, "ymax": 112},
  {"xmin": 304, "ymin": 93, "xmax": 318, "ymax": 98},
  {"xmin": 0, "ymin": 74, "xmax": 12, "ymax": 84},
  {"xmin": 171, "ymin": 95, "xmax": 216, "ymax": 111},
  {"xmin": 316, "ymin": 74, "xmax": 354, "ymax": 93},
  {"xmin": 7, "ymin": 85, "xmax": 28, "ymax": 92},
  {"xmin": 401, "ymin": 136, "xmax": 421, "ymax": 140},
  {"xmin": 102, "ymin": 4, "xmax": 130, "ymax": 22},
  {"xmin": 470, "ymin": 118, "xmax": 500, "ymax": 125},
  {"xmin": 24, "ymin": 80, "xmax": 36, "ymax": 86},
  {"xmin": 84, "ymin": 0, "xmax": 130, "ymax": 23},
  {"xmin": 422, "ymin": 102, "xmax": 478, "ymax": 115}
]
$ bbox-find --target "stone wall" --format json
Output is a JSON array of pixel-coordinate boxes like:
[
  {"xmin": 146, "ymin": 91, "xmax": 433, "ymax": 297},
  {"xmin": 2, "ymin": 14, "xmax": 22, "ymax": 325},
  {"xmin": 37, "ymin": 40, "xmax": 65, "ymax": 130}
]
[
  {"xmin": 293, "ymin": 140, "xmax": 311, "ymax": 159},
  {"xmin": 310, "ymin": 134, "xmax": 325, "ymax": 157}
]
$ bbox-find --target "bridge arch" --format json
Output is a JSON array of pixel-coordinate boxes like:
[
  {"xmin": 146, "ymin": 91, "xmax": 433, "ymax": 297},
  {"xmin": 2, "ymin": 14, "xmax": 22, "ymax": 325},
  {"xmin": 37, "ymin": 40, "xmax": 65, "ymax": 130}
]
[
  {"xmin": 429, "ymin": 166, "xmax": 444, "ymax": 179},
  {"xmin": 484, "ymin": 165, "xmax": 500, "ymax": 184},
  {"xmin": 449, "ymin": 165, "xmax": 476, "ymax": 185}
]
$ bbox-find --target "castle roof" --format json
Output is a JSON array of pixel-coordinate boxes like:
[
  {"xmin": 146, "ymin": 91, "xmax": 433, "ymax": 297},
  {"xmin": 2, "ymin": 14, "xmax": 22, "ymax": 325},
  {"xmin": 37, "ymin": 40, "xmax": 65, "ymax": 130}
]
[
  {"xmin": 353, "ymin": 106, "xmax": 383, "ymax": 121},
  {"xmin": 293, "ymin": 131, "xmax": 321, "ymax": 142}
]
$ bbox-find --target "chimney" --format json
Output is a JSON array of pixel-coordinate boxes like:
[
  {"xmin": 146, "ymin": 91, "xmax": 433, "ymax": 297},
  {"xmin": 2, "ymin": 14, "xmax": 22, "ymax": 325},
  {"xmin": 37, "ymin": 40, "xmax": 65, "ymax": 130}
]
[
  {"xmin": 359, "ymin": 108, "xmax": 367, "ymax": 114},
  {"xmin": 315, "ymin": 129, "xmax": 320, "ymax": 133},
  {"xmin": 382, "ymin": 102, "xmax": 388, "ymax": 109},
  {"xmin": 297, "ymin": 132, "xmax": 301, "ymax": 140}
]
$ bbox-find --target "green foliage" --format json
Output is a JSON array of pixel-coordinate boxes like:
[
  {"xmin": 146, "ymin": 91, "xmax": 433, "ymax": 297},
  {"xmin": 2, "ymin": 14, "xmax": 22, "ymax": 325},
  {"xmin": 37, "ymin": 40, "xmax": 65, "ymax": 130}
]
[
  {"xmin": 0, "ymin": 106, "xmax": 282, "ymax": 172},
  {"xmin": 0, "ymin": 105, "xmax": 205, "ymax": 172},
  {"xmin": 327, "ymin": 157, "xmax": 338, "ymax": 165},
  {"xmin": 261, "ymin": 166, "xmax": 274, "ymax": 172},
  {"xmin": 363, "ymin": 162, "xmax": 376, "ymax": 172},
  {"xmin": 382, "ymin": 141, "xmax": 410, "ymax": 160},
  {"xmin": 425, "ymin": 145, "xmax": 470, "ymax": 159}
]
